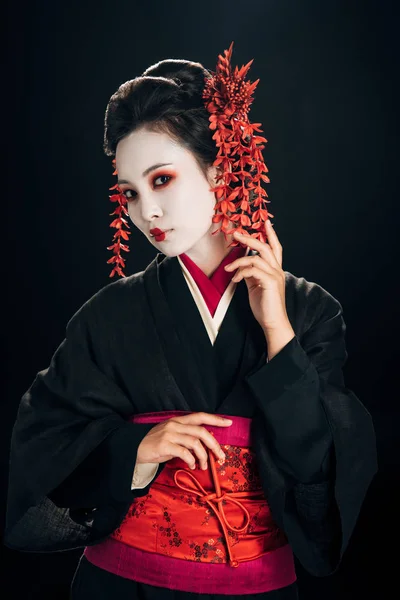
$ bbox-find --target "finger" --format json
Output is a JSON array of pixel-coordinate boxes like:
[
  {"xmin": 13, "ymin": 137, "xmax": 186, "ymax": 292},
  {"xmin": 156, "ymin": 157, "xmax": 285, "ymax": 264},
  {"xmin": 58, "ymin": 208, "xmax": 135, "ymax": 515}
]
[
  {"xmin": 225, "ymin": 254, "xmax": 276, "ymax": 274},
  {"xmin": 265, "ymin": 219, "xmax": 280, "ymax": 242},
  {"xmin": 234, "ymin": 230, "xmax": 282, "ymax": 267},
  {"xmin": 173, "ymin": 412, "xmax": 232, "ymax": 428},
  {"xmin": 232, "ymin": 266, "xmax": 267, "ymax": 284},
  {"xmin": 164, "ymin": 440, "xmax": 197, "ymax": 470},
  {"xmin": 233, "ymin": 231, "xmax": 274, "ymax": 262},
  {"xmin": 179, "ymin": 425, "xmax": 226, "ymax": 462},
  {"xmin": 265, "ymin": 220, "xmax": 282, "ymax": 264},
  {"xmin": 178, "ymin": 434, "xmax": 209, "ymax": 470}
]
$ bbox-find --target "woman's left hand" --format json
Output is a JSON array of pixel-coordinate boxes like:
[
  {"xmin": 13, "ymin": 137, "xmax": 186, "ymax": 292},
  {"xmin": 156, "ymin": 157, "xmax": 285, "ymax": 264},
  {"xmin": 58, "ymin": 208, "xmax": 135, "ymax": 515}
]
[{"xmin": 224, "ymin": 220, "xmax": 291, "ymax": 333}]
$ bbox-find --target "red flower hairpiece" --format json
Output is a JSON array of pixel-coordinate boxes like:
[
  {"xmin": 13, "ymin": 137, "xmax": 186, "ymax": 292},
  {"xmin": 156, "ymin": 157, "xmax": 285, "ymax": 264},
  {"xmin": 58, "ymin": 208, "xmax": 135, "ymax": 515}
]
[
  {"xmin": 203, "ymin": 42, "xmax": 273, "ymax": 245},
  {"xmin": 107, "ymin": 164, "xmax": 131, "ymax": 278}
]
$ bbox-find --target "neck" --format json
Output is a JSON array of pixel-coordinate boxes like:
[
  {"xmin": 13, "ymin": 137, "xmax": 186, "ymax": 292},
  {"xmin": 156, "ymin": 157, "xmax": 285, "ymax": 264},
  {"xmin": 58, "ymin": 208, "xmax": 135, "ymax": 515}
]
[{"xmin": 181, "ymin": 226, "xmax": 236, "ymax": 277}]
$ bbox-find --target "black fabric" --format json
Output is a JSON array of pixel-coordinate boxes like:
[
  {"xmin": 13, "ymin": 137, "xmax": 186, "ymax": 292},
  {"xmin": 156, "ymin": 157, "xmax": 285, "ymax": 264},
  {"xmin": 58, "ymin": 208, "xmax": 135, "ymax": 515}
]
[
  {"xmin": 4, "ymin": 252, "xmax": 377, "ymax": 588},
  {"xmin": 160, "ymin": 256, "xmax": 333, "ymax": 483},
  {"xmin": 48, "ymin": 421, "xmax": 167, "ymax": 508}
]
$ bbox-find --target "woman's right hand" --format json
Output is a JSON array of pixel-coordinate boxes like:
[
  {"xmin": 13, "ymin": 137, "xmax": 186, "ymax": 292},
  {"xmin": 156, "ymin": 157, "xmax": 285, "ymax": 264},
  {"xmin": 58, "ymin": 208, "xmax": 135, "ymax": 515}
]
[{"xmin": 136, "ymin": 412, "xmax": 233, "ymax": 471}]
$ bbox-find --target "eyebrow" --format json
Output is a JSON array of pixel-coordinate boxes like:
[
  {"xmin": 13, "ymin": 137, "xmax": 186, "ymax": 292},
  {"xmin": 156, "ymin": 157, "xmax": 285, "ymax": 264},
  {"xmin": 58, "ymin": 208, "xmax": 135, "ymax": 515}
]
[{"xmin": 117, "ymin": 163, "xmax": 173, "ymax": 185}]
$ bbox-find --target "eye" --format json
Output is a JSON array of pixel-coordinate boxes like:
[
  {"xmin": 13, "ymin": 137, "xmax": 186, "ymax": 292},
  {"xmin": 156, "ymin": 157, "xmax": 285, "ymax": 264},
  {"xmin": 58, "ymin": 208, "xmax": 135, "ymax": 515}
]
[
  {"xmin": 153, "ymin": 174, "xmax": 173, "ymax": 187},
  {"xmin": 121, "ymin": 189, "xmax": 137, "ymax": 202},
  {"xmin": 119, "ymin": 173, "xmax": 173, "ymax": 202}
]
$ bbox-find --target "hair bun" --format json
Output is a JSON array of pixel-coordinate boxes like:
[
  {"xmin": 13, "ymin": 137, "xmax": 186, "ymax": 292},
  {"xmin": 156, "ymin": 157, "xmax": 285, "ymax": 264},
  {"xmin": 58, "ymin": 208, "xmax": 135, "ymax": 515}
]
[
  {"xmin": 142, "ymin": 59, "xmax": 209, "ymax": 102},
  {"xmin": 104, "ymin": 56, "xmax": 215, "ymax": 164}
]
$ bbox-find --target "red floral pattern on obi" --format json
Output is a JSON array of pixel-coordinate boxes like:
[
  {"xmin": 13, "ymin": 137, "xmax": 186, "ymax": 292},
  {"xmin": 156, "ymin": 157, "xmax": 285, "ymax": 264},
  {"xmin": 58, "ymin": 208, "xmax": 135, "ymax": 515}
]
[{"xmin": 111, "ymin": 434, "xmax": 288, "ymax": 568}]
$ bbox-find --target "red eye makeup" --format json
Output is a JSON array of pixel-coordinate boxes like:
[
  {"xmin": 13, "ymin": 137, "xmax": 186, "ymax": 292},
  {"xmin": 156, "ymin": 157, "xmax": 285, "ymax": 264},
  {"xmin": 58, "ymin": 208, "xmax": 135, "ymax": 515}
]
[{"xmin": 151, "ymin": 170, "xmax": 177, "ymax": 188}]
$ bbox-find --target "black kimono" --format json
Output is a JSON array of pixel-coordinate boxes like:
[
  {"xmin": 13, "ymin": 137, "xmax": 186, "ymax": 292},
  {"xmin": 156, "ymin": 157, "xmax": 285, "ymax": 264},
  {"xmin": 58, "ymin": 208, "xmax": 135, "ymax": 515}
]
[{"xmin": 4, "ymin": 251, "xmax": 378, "ymax": 599}]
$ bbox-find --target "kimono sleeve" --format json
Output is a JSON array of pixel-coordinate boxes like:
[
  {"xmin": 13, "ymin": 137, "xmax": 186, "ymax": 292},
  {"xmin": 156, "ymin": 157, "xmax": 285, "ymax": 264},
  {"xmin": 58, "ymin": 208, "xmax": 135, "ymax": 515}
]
[
  {"xmin": 4, "ymin": 288, "xmax": 163, "ymax": 553},
  {"xmin": 245, "ymin": 335, "xmax": 333, "ymax": 484},
  {"xmin": 47, "ymin": 423, "xmax": 164, "ymax": 508},
  {"xmin": 248, "ymin": 285, "xmax": 378, "ymax": 576}
]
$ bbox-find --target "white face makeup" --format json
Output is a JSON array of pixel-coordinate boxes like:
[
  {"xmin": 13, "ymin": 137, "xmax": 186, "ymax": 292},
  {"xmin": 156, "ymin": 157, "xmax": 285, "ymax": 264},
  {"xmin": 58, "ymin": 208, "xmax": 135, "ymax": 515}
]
[{"xmin": 115, "ymin": 127, "xmax": 233, "ymax": 272}]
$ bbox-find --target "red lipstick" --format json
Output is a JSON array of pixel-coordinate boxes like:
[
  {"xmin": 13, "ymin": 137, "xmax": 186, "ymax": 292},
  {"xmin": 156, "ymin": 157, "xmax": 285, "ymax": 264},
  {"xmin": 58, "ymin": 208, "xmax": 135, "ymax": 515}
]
[{"xmin": 149, "ymin": 228, "xmax": 171, "ymax": 242}]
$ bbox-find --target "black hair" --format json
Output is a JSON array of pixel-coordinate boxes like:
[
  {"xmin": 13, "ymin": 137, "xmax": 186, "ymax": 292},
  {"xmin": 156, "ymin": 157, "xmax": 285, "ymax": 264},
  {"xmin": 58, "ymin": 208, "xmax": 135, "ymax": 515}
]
[{"xmin": 103, "ymin": 59, "xmax": 216, "ymax": 175}]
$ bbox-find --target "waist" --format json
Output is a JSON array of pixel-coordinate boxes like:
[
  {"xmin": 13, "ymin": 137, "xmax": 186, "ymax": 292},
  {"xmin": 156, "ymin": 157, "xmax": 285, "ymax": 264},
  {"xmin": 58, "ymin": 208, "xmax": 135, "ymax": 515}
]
[{"xmin": 85, "ymin": 411, "xmax": 296, "ymax": 594}]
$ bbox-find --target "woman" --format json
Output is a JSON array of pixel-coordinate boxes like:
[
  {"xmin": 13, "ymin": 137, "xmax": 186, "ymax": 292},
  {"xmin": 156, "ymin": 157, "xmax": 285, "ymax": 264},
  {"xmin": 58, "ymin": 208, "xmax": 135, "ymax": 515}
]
[{"xmin": 4, "ymin": 44, "xmax": 377, "ymax": 599}]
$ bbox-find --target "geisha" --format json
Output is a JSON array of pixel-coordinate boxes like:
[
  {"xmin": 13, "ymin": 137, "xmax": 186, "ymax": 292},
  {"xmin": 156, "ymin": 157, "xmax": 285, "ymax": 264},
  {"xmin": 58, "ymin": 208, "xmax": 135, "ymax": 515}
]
[{"xmin": 4, "ymin": 44, "xmax": 377, "ymax": 600}]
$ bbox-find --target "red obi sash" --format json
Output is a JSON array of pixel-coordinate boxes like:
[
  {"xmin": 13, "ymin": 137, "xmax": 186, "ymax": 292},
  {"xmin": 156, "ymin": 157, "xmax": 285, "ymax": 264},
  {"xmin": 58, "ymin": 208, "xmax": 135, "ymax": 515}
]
[{"xmin": 84, "ymin": 411, "xmax": 297, "ymax": 595}]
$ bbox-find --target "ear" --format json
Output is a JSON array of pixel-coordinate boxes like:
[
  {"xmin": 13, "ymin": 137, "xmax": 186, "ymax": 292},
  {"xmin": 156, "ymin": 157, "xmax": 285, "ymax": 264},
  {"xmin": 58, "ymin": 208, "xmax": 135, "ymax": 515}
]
[{"xmin": 206, "ymin": 164, "xmax": 223, "ymax": 186}]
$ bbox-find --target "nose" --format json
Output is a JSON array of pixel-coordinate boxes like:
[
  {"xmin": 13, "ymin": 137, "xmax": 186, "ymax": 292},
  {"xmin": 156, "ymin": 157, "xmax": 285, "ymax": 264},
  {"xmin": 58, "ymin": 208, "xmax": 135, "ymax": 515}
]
[{"xmin": 138, "ymin": 193, "xmax": 163, "ymax": 224}]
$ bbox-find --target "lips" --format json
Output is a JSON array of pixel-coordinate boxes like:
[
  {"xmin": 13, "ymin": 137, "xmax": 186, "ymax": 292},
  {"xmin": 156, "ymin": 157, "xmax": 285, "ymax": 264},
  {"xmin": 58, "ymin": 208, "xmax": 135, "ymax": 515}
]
[{"xmin": 149, "ymin": 228, "xmax": 171, "ymax": 241}]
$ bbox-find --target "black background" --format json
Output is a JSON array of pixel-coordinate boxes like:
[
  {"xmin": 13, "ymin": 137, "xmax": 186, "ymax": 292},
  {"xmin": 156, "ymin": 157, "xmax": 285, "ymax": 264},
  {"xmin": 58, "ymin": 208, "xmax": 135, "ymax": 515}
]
[{"xmin": 3, "ymin": 0, "xmax": 399, "ymax": 598}]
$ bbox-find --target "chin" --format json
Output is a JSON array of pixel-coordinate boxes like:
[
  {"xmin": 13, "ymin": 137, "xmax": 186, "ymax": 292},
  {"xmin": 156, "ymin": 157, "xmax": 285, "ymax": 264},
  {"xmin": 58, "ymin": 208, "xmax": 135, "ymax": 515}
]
[
  {"xmin": 162, "ymin": 247, "xmax": 187, "ymax": 257},
  {"xmin": 156, "ymin": 229, "xmax": 211, "ymax": 257}
]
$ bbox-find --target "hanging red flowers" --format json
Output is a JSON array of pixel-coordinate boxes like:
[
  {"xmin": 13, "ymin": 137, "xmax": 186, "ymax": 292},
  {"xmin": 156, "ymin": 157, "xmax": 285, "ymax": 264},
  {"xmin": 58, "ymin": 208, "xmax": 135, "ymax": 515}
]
[
  {"xmin": 203, "ymin": 42, "xmax": 273, "ymax": 246},
  {"xmin": 107, "ymin": 159, "xmax": 131, "ymax": 278}
]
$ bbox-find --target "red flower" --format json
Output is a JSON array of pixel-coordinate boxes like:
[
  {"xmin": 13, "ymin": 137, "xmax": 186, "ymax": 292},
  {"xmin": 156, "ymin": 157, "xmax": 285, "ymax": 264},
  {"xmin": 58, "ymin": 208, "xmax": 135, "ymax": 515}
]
[
  {"xmin": 203, "ymin": 42, "xmax": 273, "ymax": 245},
  {"xmin": 107, "ymin": 163, "xmax": 131, "ymax": 277}
]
